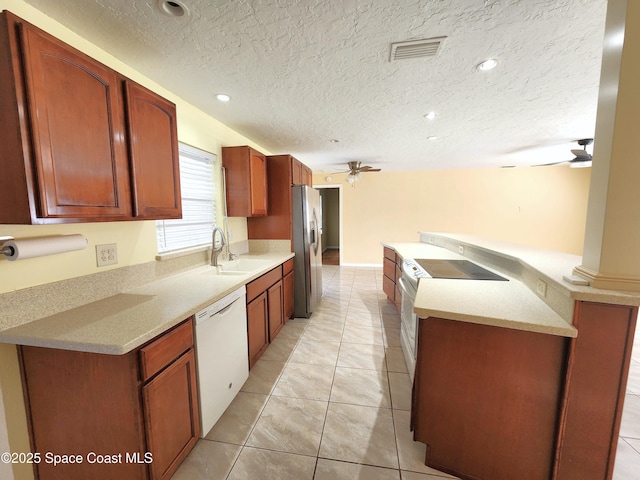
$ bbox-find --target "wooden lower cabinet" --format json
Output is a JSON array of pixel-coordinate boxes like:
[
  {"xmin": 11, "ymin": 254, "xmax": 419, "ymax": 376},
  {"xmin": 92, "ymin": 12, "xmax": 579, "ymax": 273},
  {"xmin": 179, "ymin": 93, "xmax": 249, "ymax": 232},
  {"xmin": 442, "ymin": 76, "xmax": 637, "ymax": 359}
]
[
  {"xmin": 284, "ymin": 269, "xmax": 294, "ymax": 320},
  {"xmin": 142, "ymin": 350, "xmax": 199, "ymax": 480},
  {"xmin": 245, "ymin": 262, "xmax": 290, "ymax": 368},
  {"xmin": 247, "ymin": 291, "xmax": 269, "ymax": 368},
  {"xmin": 19, "ymin": 319, "xmax": 199, "ymax": 480},
  {"xmin": 382, "ymin": 247, "xmax": 401, "ymax": 311},
  {"xmin": 268, "ymin": 279, "xmax": 285, "ymax": 340},
  {"xmin": 412, "ymin": 317, "xmax": 566, "ymax": 480},
  {"xmin": 412, "ymin": 301, "xmax": 638, "ymax": 480}
]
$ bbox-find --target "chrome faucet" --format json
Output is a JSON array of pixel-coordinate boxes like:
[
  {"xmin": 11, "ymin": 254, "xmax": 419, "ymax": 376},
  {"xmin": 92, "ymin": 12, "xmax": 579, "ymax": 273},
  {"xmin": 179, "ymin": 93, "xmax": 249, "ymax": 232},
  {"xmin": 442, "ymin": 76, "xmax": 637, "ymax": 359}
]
[{"xmin": 210, "ymin": 226, "xmax": 227, "ymax": 266}]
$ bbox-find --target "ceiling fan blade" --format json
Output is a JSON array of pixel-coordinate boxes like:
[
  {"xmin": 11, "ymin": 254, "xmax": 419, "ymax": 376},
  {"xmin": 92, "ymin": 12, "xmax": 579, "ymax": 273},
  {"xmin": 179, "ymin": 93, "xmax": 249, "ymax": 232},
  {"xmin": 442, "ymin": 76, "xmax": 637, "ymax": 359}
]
[
  {"xmin": 361, "ymin": 168, "xmax": 381, "ymax": 172},
  {"xmin": 532, "ymin": 160, "xmax": 569, "ymax": 167},
  {"xmin": 571, "ymin": 150, "xmax": 592, "ymax": 159}
]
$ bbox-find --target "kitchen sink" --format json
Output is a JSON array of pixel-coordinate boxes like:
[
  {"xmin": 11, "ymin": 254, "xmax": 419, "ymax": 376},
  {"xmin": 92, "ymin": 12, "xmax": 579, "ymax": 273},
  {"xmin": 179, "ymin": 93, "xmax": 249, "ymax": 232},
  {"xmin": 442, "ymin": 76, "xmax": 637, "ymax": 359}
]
[
  {"xmin": 221, "ymin": 258, "xmax": 273, "ymax": 271},
  {"xmin": 215, "ymin": 270, "xmax": 251, "ymax": 276}
]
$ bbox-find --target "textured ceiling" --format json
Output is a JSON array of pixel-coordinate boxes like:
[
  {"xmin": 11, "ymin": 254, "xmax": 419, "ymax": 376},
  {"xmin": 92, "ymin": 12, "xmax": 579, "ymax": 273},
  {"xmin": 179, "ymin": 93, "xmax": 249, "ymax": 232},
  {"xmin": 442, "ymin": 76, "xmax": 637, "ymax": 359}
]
[{"xmin": 22, "ymin": 0, "xmax": 608, "ymax": 172}]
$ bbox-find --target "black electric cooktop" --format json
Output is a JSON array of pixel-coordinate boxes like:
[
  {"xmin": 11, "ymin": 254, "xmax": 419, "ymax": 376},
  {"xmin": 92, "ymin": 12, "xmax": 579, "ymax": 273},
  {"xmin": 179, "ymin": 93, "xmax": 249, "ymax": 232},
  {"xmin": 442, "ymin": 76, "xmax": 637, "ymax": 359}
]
[{"xmin": 415, "ymin": 259, "xmax": 508, "ymax": 281}]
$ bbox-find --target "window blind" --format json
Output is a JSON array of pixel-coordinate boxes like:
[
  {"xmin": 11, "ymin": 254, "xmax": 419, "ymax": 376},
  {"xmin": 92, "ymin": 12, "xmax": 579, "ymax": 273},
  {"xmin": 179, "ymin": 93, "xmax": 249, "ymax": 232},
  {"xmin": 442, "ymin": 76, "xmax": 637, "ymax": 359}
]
[{"xmin": 156, "ymin": 143, "xmax": 216, "ymax": 253}]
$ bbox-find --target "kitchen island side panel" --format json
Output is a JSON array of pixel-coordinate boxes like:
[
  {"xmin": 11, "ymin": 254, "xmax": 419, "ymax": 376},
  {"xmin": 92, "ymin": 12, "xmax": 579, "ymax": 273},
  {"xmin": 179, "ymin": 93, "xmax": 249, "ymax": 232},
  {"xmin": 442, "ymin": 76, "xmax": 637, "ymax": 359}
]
[
  {"xmin": 412, "ymin": 317, "xmax": 567, "ymax": 480},
  {"xmin": 554, "ymin": 302, "xmax": 638, "ymax": 480}
]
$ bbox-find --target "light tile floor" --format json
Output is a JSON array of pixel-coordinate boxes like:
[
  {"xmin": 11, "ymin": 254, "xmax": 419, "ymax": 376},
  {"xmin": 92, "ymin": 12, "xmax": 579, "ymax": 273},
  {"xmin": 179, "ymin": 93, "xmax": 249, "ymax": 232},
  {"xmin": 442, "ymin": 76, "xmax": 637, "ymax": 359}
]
[{"xmin": 173, "ymin": 265, "xmax": 640, "ymax": 480}]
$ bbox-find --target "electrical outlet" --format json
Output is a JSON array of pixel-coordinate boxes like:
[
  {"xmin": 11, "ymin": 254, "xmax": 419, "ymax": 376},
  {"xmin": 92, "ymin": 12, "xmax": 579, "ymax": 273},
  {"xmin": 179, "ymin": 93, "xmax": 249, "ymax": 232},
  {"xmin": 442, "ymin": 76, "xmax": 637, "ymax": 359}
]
[
  {"xmin": 458, "ymin": 245, "xmax": 464, "ymax": 255},
  {"xmin": 536, "ymin": 279, "xmax": 547, "ymax": 297},
  {"xmin": 96, "ymin": 243, "xmax": 118, "ymax": 267}
]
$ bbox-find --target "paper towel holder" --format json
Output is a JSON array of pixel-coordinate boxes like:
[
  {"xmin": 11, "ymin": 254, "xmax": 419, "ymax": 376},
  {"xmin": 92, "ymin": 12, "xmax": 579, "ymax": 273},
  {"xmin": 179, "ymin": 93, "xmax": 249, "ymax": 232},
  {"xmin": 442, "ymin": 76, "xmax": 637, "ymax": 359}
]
[
  {"xmin": 1, "ymin": 234, "xmax": 88, "ymax": 261},
  {"xmin": 0, "ymin": 236, "xmax": 14, "ymax": 257}
]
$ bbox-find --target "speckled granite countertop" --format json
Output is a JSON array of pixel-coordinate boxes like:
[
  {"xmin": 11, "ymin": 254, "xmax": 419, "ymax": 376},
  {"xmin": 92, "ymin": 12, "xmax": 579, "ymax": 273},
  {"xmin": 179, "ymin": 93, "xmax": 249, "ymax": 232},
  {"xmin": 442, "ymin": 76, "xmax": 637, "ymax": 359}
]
[
  {"xmin": 0, "ymin": 252, "xmax": 294, "ymax": 354},
  {"xmin": 383, "ymin": 233, "xmax": 640, "ymax": 338}
]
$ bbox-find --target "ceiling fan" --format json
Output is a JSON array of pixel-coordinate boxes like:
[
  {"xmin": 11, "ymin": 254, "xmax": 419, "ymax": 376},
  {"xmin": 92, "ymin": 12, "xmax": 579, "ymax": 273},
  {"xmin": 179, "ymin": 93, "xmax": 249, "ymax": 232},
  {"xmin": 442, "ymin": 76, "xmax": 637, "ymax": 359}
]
[
  {"xmin": 337, "ymin": 161, "xmax": 382, "ymax": 185},
  {"xmin": 536, "ymin": 139, "xmax": 593, "ymax": 168}
]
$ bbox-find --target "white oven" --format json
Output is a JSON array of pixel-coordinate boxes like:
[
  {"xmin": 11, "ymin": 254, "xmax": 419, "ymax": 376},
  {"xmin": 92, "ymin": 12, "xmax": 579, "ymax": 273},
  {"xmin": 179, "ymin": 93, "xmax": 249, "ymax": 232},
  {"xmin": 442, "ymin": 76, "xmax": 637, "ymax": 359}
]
[{"xmin": 398, "ymin": 259, "xmax": 431, "ymax": 381}]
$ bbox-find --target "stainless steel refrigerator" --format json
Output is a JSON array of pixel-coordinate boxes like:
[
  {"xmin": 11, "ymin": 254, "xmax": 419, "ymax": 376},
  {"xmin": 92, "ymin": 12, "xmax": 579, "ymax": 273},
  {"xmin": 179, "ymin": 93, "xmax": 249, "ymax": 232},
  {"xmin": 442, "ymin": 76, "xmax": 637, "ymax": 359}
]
[{"xmin": 292, "ymin": 185, "xmax": 322, "ymax": 317}]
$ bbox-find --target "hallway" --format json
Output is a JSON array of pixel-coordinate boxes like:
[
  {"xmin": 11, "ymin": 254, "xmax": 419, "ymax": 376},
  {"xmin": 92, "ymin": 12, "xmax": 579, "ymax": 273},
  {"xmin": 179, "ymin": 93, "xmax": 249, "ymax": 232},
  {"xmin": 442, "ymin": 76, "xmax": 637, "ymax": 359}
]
[{"xmin": 173, "ymin": 265, "xmax": 640, "ymax": 480}]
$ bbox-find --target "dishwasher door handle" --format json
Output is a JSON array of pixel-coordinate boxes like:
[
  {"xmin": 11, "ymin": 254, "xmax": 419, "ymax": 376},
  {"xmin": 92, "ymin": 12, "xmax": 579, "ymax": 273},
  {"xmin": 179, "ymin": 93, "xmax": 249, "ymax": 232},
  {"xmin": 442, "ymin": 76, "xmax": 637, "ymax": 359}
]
[{"xmin": 210, "ymin": 296, "xmax": 243, "ymax": 318}]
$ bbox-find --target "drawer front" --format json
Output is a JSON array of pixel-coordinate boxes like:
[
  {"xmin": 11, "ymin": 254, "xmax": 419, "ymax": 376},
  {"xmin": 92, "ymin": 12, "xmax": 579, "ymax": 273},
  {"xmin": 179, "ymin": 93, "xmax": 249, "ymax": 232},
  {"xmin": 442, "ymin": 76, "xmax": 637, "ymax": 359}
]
[
  {"xmin": 383, "ymin": 247, "xmax": 396, "ymax": 261},
  {"xmin": 246, "ymin": 265, "xmax": 283, "ymax": 303},
  {"xmin": 140, "ymin": 319, "xmax": 194, "ymax": 381},
  {"xmin": 383, "ymin": 257, "xmax": 396, "ymax": 280},
  {"xmin": 383, "ymin": 274, "xmax": 395, "ymax": 301},
  {"xmin": 283, "ymin": 258, "xmax": 294, "ymax": 275}
]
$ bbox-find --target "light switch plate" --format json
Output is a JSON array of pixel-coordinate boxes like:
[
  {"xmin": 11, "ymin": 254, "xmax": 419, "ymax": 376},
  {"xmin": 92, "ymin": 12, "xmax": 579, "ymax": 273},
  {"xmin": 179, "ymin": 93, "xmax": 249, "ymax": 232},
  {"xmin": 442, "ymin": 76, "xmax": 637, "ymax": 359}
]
[{"xmin": 96, "ymin": 244, "xmax": 118, "ymax": 267}]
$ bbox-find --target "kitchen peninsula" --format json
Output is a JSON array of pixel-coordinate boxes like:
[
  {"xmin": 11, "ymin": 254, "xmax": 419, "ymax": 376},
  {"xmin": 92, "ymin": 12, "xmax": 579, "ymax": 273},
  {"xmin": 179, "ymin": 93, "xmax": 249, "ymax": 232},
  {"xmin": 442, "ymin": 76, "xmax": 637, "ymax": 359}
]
[{"xmin": 383, "ymin": 232, "xmax": 639, "ymax": 480}]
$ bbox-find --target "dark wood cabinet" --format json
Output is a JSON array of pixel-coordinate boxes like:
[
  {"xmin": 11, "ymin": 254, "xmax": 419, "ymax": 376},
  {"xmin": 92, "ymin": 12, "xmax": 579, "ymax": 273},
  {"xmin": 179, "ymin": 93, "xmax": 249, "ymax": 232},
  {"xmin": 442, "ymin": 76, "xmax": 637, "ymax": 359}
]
[
  {"xmin": 412, "ymin": 317, "xmax": 565, "ymax": 480},
  {"xmin": 245, "ymin": 262, "xmax": 288, "ymax": 368},
  {"xmin": 247, "ymin": 154, "xmax": 313, "ymax": 244},
  {"xmin": 19, "ymin": 319, "xmax": 199, "ymax": 480},
  {"xmin": 222, "ymin": 146, "xmax": 268, "ymax": 217},
  {"xmin": 283, "ymin": 258, "xmax": 295, "ymax": 320},
  {"xmin": 291, "ymin": 157, "xmax": 313, "ymax": 186},
  {"xmin": 125, "ymin": 81, "xmax": 181, "ymax": 219},
  {"xmin": 411, "ymin": 301, "xmax": 638, "ymax": 480},
  {"xmin": 0, "ymin": 11, "xmax": 181, "ymax": 224},
  {"xmin": 247, "ymin": 291, "xmax": 269, "ymax": 368},
  {"xmin": 142, "ymin": 349, "xmax": 199, "ymax": 480},
  {"xmin": 382, "ymin": 247, "xmax": 401, "ymax": 311},
  {"xmin": 268, "ymin": 279, "xmax": 285, "ymax": 340}
]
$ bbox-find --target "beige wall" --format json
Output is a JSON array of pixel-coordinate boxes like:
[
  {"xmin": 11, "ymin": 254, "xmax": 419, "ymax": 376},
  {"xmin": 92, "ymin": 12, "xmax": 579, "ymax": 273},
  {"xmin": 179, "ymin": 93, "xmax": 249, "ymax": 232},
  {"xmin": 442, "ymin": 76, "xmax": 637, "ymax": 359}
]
[{"xmin": 314, "ymin": 166, "xmax": 591, "ymax": 264}]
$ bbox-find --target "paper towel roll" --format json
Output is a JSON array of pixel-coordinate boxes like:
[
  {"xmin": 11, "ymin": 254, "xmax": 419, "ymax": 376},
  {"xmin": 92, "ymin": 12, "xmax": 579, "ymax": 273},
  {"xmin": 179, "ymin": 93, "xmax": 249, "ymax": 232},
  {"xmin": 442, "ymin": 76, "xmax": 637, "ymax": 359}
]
[{"xmin": 2, "ymin": 235, "xmax": 88, "ymax": 261}]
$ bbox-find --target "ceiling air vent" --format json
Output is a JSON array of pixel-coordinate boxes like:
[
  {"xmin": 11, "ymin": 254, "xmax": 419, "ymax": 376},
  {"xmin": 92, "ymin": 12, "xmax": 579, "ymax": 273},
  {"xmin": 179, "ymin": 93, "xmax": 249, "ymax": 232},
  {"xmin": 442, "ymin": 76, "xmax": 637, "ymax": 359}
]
[{"xmin": 389, "ymin": 37, "xmax": 446, "ymax": 61}]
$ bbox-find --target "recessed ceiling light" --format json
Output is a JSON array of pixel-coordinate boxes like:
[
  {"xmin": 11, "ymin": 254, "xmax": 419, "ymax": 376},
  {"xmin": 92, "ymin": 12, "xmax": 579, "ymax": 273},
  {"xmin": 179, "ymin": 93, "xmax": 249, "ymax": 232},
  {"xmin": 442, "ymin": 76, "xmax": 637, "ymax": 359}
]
[
  {"xmin": 477, "ymin": 59, "xmax": 498, "ymax": 71},
  {"xmin": 216, "ymin": 94, "xmax": 231, "ymax": 102},
  {"xmin": 424, "ymin": 111, "xmax": 437, "ymax": 120},
  {"xmin": 158, "ymin": 0, "xmax": 189, "ymax": 17},
  {"xmin": 329, "ymin": 139, "xmax": 340, "ymax": 143},
  {"xmin": 427, "ymin": 136, "xmax": 438, "ymax": 141}
]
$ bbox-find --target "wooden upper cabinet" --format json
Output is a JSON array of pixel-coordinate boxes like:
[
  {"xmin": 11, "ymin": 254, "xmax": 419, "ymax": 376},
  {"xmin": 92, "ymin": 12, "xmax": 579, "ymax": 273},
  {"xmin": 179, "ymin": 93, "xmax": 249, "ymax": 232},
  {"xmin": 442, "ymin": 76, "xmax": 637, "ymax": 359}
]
[
  {"xmin": 291, "ymin": 157, "xmax": 303, "ymax": 185},
  {"xmin": 247, "ymin": 154, "xmax": 313, "ymax": 242},
  {"xmin": 291, "ymin": 157, "xmax": 313, "ymax": 186},
  {"xmin": 0, "ymin": 11, "xmax": 181, "ymax": 224},
  {"xmin": 222, "ymin": 146, "xmax": 268, "ymax": 217},
  {"xmin": 125, "ymin": 81, "xmax": 181, "ymax": 219}
]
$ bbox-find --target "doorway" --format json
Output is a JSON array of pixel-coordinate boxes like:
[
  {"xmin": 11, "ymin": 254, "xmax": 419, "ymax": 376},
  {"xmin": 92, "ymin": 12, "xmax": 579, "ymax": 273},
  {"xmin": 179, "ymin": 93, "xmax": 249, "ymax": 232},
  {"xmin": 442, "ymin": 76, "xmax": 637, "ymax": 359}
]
[{"xmin": 317, "ymin": 185, "xmax": 342, "ymax": 265}]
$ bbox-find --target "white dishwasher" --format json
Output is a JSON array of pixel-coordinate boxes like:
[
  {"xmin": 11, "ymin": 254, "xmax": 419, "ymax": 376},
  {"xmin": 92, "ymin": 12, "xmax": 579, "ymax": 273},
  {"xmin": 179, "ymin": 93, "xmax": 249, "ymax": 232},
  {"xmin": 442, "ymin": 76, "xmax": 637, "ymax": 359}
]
[{"xmin": 195, "ymin": 285, "xmax": 248, "ymax": 437}]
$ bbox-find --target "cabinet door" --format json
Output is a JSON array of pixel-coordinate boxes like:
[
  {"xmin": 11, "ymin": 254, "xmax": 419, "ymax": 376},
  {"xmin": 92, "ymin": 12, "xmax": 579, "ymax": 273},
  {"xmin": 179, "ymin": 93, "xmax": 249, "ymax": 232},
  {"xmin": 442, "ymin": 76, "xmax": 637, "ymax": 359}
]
[
  {"xmin": 291, "ymin": 157, "xmax": 303, "ymax": 185},
  {"xmin": 20, "ymin": 347, "xmax": 147, "ymax": 480},
  {"xmin": 125, "ymin": 81, "xmax": 181, "ymax": 219},
  {"xmin": 284, "ymin": 270, "xmax": 294, "ymax": 320},
  {"xmin": 303, "ymin": 165, "xmax": 313, "ymax": 186},
  {"xmin": 247, "ymin": 292, "xmax": 269, "ymax": 368},
  {"xmin": 250, "ymin": 150, "xmax": 268, "ymax": 216},
  {"xmin": 268, "ymin": 278, "xmax": 285, "ymax": 341},
  {"xmin": 19, "ymin": 22, "xmax": 131, "ymax": 220},
  {"xmin": 142, "ymin": 349, "xmax": 200, "ymax": 480}
]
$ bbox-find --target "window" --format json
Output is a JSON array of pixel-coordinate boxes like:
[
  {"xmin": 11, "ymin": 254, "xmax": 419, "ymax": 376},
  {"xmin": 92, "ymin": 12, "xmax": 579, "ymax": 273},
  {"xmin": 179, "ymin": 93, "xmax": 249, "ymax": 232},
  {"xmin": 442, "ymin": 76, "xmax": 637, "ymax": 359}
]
[{"xmin": 156, "ymin": 143, "xmax": 216, "ymax": 253}]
